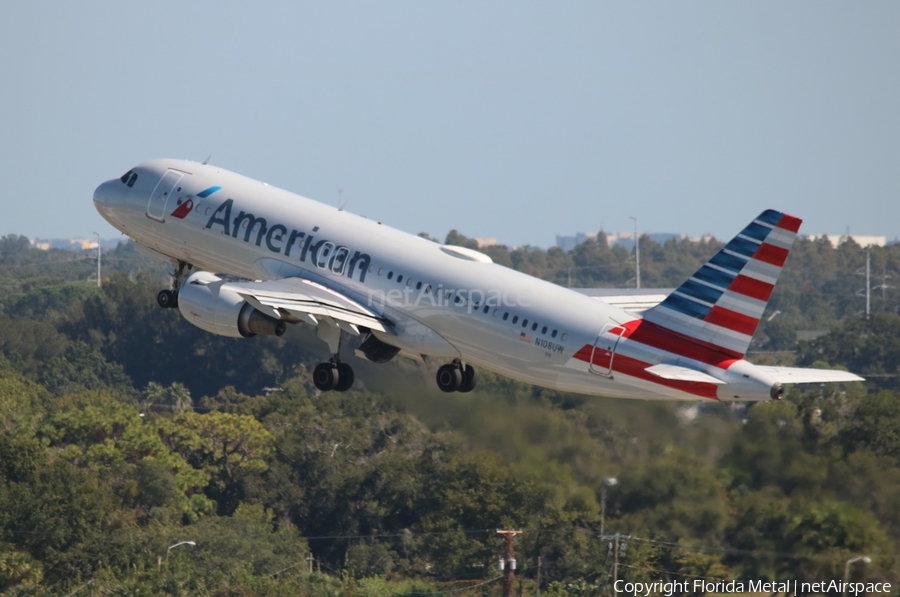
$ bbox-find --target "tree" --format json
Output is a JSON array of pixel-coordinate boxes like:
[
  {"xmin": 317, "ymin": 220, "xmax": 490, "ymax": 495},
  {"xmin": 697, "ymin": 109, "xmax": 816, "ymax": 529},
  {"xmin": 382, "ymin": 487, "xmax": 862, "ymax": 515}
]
[{"xmin": 157, "ymin": 411, "xmax": 275, "ymax": 513}]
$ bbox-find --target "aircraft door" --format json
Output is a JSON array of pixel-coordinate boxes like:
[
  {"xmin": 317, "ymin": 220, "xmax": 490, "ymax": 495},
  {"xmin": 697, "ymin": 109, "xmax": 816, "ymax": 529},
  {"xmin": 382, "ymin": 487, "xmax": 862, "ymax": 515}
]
[
  {"xmin": 146, "ymin": 170, "xmax": 185, "ymax": 222},
  {"xmin": 590, "ymin": 324, "xmax": 624, "ymax": 376}
]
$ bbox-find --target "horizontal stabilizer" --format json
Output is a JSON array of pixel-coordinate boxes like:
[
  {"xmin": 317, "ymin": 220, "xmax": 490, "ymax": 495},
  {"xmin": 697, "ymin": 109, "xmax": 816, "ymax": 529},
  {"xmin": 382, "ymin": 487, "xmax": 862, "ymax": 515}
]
[
  {"xmin": 755, "ymin": 366, "xmax": 864, "ymax": 384},
  {"xmin": 574, "ymin": 288, "xmax": 675, "ymax": 315},
  {"xmin": 645, "ymin": 363, "xmax": 726, "ymax": 385}
]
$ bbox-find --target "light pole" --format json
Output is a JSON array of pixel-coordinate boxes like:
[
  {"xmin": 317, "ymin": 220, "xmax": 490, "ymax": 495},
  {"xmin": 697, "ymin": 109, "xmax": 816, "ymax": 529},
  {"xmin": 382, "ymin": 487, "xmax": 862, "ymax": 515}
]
[
  {"xmin": 629, "ymin": 217, "xmax": 640, "ymax": 289},
  {"xmin": 843, "ymin": 555, "xmax": 871, "ymax": 597},
  {"xmin": 93, "ymin": 232, "xmax": 101, "ymax": 288},
  {"xmin": 600, "ymin": 477, "xmax": 617, "ymax": 537}
]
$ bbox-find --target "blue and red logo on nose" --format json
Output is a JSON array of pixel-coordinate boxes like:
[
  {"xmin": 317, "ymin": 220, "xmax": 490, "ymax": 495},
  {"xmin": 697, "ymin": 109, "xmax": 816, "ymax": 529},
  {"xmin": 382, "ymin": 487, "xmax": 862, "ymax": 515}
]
[{"xmin": 170, "ymin": 186, "xmax": 221, "ymax": 219}]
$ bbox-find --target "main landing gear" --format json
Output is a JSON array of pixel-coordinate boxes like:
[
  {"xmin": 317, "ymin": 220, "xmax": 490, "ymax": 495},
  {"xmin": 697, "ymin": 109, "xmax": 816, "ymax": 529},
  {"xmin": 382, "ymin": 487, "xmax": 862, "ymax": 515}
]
[
  {"xmin": 157, "ymin": 289, "xmax": 177, "ymax": 309},
  {"xmin": 312, "ymin": 319, "xmax": 356, "ymax": 393},
  {"xmin": 436, "ymin": 360, "xmax": 476, "ymax": 393},
  {"xmin": 156, "ymin": 261, "xmax": 191, "ymax": 309},
  {"xmin": 313, "ymin": 360, "xmax": 355, "ymax": 392}
]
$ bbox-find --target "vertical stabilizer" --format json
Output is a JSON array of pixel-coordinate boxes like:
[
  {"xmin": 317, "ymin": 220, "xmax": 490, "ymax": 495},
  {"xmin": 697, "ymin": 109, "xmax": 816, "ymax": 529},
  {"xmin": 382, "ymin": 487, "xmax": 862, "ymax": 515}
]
[{"xmin": 642, "ymin": 209, "xmax": 801, "ymax": 357}]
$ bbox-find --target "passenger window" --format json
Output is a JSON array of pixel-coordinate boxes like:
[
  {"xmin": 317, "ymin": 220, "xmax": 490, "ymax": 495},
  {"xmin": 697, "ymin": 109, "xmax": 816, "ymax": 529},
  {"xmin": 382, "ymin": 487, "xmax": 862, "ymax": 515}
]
[
  {"xmin": 416, "ymin": 281, "xmax": 422, "ymax": 290},
  {"xmin": 387, "ymin": 271, "xmax": 394, "ymax": 280},
  {"xmin": 551, "ymin": 330, "xmax": 558, "ymax": 338},
  {"xmin": 407, "ymin": 278, "xmax": 413, "ymax": 287},
  {"xmin": 483, "ymin": 305, "xmax": 489, "ymax": 314},
  {"xmin": 368, "ymin": 264, "xmax": 374, "ymax": 272},
  {"xmin": 493, "ymin": 309, "xmax": 499, "ymax": 317},
  {"xmin": 503, "ymin": 312, "xmax": 509, "ymax": 321},
  {"xmin": 561, "ymin": 333, "xmax": 568, "ymax": 341},
  {"xmin": 512, "ymin": 316, "xmax": 519, "ymax": 324},
  {"xmin": 397, "ymin": 274, "xmax": 403, "ymax": 283},
  {"xmin": 378, "ymin": 268, "xmax": 384, "ymax": 276},
  {"xmin": 542, "ymin": 326, "xmax": 548, "ymax": 334},
  {"xmin": 522, "ymin": 319, "xmax": 528, "ymax": 327},
  {"xmin": 532, "ymin": 322, "xmax": 538, "ymax": 331}
]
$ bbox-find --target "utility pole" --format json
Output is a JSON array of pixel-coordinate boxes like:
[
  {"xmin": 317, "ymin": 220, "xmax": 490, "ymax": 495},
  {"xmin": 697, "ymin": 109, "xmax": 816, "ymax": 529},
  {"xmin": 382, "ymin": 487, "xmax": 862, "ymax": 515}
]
[
  {"xmin": 856, "ymin": 249, "xmax": 873, "ymax": 319},
  {"xmin": 876, "ymin": 269, "xmax": 892, "ymax": 301},
  {"xmin": 865, "ymin": 249, "xmax": 871, "ymax": 319},
  {"xmin": 600, "ymin": 477, "xmax": 617, "ymax": 538},
  {"xmin": 612, "ymin": 533, "xmax": 620, "ymax": 587},
  {"xmin": 307, "ymin": 552, "xmax": 315, "ymax": 573},
  {"xmin": 497, "ymin": 529, "xmax": 522, "ymax": 597},
  {"xmin": 603, "ymin": 532, "xmax": 630, "ymax": 593},
  {"xmin": 629, "ymin": 217, "xmax": 640, "ymax": 289}
]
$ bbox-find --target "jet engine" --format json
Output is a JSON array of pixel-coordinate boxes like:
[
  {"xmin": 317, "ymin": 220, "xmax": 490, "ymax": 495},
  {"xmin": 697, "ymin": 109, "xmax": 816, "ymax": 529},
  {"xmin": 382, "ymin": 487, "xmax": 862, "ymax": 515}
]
[{"xmin": 177, "ymin": 271, "xmax": 286, "ymax": 339}]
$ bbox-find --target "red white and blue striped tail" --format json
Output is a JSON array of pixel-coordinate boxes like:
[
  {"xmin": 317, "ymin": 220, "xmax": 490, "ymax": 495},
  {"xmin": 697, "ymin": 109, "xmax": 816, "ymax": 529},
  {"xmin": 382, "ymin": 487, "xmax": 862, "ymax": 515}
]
[{"xmin": 641, "ymin": 209, "xmax": 801, "ymax": 358}]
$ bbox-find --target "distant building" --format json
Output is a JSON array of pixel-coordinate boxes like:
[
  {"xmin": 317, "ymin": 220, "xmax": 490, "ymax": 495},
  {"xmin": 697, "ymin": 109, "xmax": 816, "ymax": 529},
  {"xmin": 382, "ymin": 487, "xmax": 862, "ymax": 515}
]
[
  {"xmin": 473, "ymin": 237, "xmax": 497, "ymax": 248},
  {"xmin": 555, "ymin": 232, "xmax": 597, "ymax": 252},
  {"xmin": 805, "ymin": 234, "xmax": 886, "ymax": 248},
  {"xmin": 30, "ymin": 237, "xmax": 123, "ymax": 251}
]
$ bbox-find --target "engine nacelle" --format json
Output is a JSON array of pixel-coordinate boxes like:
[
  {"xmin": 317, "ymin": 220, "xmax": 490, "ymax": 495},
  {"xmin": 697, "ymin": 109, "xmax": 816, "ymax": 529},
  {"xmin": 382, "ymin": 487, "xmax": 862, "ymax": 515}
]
[{"xmin": 177, "ymin": 271, "xmax": 286, "ymax": 339}]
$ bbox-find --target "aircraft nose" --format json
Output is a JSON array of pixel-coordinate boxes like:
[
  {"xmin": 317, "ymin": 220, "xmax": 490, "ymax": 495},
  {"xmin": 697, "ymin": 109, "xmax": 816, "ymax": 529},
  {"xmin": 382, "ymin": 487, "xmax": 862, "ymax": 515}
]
[{"xmin": 93, "ymin": 180, "xmax": 116, "ymax": 206}]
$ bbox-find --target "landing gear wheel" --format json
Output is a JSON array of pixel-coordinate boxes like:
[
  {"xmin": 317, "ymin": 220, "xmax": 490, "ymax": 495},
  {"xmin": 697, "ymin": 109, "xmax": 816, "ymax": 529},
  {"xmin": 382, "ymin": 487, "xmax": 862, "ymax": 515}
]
[
  {"xmin": 458, "ymin": 365, "xmax": 476, "ymax": 393},
  {"xmin": 157, "ymin": 289, "xmax": 177, "ymax": 309},
  {"xmin": 436, "ymin": 364, "xmax": 462, "ymax": 393},
  {"xmin": 335, "ymin": 363, "xmax": 355, "ymax": 392},
  {"xmin": 313, "ymin": 362, "xmax": 338, "ymax": 392}
]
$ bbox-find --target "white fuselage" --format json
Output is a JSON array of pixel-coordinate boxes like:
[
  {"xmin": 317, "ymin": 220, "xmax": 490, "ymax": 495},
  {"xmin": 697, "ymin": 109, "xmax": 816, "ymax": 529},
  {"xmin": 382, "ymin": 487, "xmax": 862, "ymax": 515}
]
[{"xmin": 93, "ymin": 159, "xmax": 777, "ymax": 401}]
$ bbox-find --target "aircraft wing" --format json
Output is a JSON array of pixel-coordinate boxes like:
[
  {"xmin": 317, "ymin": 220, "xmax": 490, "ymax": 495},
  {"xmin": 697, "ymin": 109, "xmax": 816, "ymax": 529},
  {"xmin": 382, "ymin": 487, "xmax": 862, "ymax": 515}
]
[
  {"xmin": 221, "ymin": 277, "xmax": 390, "ymax": 334},
  {"xmin": 754, "ymin": 366, "xmax": 864, "ymax": 384},
  {"xmin": 573, "ymin": 288, "xmax": 675, "ymax": 315}
]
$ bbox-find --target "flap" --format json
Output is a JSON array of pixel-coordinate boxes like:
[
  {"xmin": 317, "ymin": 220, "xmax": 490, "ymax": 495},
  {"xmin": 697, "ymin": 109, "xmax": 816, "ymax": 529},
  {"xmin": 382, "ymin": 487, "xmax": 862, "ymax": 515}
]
[{"xmin": 225, "ymin": 277, "xmax": 390, "ymax": 333}]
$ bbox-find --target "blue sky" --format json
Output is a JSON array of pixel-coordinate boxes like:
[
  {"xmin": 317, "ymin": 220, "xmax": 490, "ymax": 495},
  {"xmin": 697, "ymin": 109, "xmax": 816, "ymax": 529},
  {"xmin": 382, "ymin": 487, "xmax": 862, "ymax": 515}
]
[{"xmin": 2, "ymin": 2, "xmax": 898, "ymax": 246}]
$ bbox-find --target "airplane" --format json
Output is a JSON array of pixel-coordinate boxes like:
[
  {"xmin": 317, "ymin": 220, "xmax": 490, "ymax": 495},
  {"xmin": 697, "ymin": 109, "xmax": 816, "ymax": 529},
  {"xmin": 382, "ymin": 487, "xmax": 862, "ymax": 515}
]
[{"xmin": 93, "ymin": 159, "xmax": 863, "ymax": 401}]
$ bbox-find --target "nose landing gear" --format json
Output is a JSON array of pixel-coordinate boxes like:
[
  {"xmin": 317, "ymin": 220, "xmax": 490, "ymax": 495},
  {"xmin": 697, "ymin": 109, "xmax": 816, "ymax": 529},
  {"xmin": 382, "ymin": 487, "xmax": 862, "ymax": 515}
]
[
  {"xmin": 436, "ymin": 360, "xmax": 475, "ymax": 393},
  {"xmin": 156, "ymin": 261, "xmax": 192, "ymax": 309}
]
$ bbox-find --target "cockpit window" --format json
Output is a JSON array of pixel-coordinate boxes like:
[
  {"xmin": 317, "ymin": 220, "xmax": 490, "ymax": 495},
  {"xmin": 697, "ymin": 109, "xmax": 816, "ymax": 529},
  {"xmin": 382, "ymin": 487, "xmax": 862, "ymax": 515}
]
[{"xmin": 119, "ymin": 170, "xmax": 138, "ymax": 187}]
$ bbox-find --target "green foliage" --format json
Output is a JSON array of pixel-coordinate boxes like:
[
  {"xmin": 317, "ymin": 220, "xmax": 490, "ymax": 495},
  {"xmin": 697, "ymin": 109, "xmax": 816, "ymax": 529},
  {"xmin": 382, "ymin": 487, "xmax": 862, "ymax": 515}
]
[
  {"xmin": 798, "ymin": 313, "xmax": 900, "ymax": 391},
  {"xmin": 0, "ymin": 546, "xmax": 43, "ymax": 591},
  {"xmin": 37, "ymin": 341, "xmax": 132, "ymax": 394},
  {"xmin": 615, "ymin": 447, "xmax": 728, "ymax": 540},
  {"xmin": 1, "ymin": 233, "xmax": 900, "ymax": 593},
  {"xmin": 0, "ymin": 370, "xmax": 52, "ymax": 430}
]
